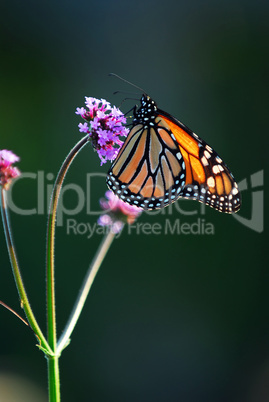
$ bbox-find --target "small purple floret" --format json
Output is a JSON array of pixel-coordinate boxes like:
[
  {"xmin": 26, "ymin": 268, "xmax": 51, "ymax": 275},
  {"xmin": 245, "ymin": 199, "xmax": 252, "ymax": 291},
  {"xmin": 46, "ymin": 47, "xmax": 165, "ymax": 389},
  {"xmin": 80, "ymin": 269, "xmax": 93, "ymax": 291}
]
[
  {"xmin": 98, "ymin": 191, "xmax": 142, "ymax": 233},
  {"xmin": 76, "ymin": 97, "xmax": 129, "ymax": 165},
  {"xmin": 0, "ymin": 149, "xmax": 21, "ymax": 189}
]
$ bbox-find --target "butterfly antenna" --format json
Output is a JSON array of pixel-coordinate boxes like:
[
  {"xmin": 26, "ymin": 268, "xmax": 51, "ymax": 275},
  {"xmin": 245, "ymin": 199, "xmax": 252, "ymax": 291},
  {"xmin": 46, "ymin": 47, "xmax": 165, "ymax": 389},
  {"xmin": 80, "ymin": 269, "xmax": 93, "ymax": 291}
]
[
  {"xmin": 109, "ymin": 73, "xmax": 146, "ymax": 94},
  {"xmin": 113, "ymin": 90, "xmax": 140, "ymax": 97},
  {"xmin": 116, "ymin": 97, "xmax": 138, "ymax": 113}
]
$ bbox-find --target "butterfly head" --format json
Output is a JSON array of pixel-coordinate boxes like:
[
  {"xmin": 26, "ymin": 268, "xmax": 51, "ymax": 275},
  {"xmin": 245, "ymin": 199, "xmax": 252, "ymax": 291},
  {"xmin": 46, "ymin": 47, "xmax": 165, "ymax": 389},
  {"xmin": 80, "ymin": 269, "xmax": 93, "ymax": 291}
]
[{"xmin": 133, "ymin": 95, "xmax": 158, "ymax": 127}]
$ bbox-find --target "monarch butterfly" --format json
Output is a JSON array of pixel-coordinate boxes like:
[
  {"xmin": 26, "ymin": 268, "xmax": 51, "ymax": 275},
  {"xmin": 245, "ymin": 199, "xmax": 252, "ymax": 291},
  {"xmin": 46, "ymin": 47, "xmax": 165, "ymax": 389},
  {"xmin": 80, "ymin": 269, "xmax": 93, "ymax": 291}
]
[{"xmin": 106, "ymin": 91, "xmax": 241, "ymax": 213}]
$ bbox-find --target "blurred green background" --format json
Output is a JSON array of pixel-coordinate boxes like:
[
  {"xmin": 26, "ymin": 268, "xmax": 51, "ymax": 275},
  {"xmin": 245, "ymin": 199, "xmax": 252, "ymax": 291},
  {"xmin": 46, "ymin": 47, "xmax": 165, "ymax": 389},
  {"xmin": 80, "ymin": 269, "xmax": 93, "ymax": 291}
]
[{"xmin": 0, "ymin": 0, "xmax": 267, "ymax": 401}]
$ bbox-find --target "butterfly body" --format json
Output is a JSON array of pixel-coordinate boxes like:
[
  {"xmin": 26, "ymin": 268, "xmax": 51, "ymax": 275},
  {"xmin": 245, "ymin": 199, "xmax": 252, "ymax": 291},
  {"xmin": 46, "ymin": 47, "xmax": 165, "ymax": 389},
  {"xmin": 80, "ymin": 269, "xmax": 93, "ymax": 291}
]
[{"xmin": 106, "ymin": 95, "xmax": 241, "ymax": 213}]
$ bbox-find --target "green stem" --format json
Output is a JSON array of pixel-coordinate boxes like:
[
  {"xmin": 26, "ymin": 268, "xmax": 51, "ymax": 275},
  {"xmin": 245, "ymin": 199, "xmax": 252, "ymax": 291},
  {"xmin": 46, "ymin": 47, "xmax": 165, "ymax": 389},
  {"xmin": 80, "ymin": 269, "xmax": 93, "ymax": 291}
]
[
  {"xmin": 46, "ymin": 135, "xmax": 88, "ymax": 348},
  {"xmin": 0, "ymin": 189, "xmax": 51, "ymax": 355},
  {"xmin": 47, "ymin": 356, "xmax": 61, "ymax": 402},
  {"xmin": 57, "ymin": 229, "xmax": 116, "ymax": 354},
  {"xmin": 46, "ymin": 135, "xmax": 89, "ymax": 401}
]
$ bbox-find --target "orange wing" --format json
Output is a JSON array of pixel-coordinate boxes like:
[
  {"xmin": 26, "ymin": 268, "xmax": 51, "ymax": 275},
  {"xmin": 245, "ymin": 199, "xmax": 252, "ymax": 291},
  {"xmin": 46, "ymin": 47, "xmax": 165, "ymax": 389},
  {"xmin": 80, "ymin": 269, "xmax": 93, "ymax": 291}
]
[
  {"xmin": 107, "ymin": 94, "xmax": 241, "ymax": 213},
  {"xmin": 158, "ymin": 113, "xmax": 241, "ymax": 213},
  {"xmin": 107, "ymin": 120, "xmax": 186, "ymax": 209}
]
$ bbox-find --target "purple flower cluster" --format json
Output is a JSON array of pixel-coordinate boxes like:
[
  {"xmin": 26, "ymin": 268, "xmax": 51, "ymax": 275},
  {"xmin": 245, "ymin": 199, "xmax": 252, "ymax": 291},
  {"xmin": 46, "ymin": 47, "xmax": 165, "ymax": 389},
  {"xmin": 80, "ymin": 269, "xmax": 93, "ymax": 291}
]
[
  {"xmin": 98, "ymin": 191, "xmax": 142, "ymax": 233},
  {"xmin": 76, "ymin": 97, "xmax": 129, "ymax": 165},
  {"xmin": 0, "ymin": 149, "xmax": 20, "ymax": 189}
]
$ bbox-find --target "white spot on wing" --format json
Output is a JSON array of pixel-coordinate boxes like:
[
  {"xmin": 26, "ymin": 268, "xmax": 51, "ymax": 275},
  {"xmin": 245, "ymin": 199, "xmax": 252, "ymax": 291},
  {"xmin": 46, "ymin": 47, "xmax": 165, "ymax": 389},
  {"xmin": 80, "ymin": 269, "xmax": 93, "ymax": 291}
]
[
  {"xmin": 232, "ymin": 187, "xmax": 239, "ymax": 195},
  {"xmin": 201, "ymin": 156, "xmax": 209, "ymax": 166},
  {"xmin": 212, "ymin": 165, "xmax": 220, "ymax": 174},
  {"xmin": 207, "ymin": 177, "xmax": 215, "ymax": 188}
]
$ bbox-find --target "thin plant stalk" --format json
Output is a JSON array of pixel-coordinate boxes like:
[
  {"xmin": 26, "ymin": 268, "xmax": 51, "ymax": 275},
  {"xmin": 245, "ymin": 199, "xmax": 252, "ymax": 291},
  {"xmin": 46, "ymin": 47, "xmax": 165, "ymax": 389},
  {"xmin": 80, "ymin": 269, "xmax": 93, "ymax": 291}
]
[
  {"xmin": 57, "ymin": 229, "xmax": 116, "ymax": 353},
  {"xmin": 47, "ymin": 355, "xmax": 61, "ymax": 402},
  {"xmin": 46, "ymin": 135, "xmax": 89, "ymax": 401},
  {"xmin": 0, "ymin": 189, "xmax": 52, "ymax": 355}
]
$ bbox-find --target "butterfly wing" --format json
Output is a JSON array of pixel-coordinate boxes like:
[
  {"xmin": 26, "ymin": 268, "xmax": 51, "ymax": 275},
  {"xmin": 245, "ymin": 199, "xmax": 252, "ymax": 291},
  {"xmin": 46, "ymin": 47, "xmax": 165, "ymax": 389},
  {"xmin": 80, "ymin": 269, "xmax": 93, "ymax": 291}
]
[
  {"xmin": 106, "ymin": 121, "xmax": 186, "ymax": 209},
  {"xmin": 157, "ymin": 111, "xmax": 241, "ymax": 213},
  {"xmin": 107, "ymin": 96, "xmax": 241, "ymax": 213}
]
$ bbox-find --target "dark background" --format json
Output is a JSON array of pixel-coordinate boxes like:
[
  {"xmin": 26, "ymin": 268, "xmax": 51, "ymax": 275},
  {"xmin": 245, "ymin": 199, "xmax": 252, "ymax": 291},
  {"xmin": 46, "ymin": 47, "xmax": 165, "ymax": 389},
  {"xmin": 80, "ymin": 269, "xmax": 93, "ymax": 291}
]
[{"xmin": 0, "ymin": 0, "xmax": 267, "ymax": 401}]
